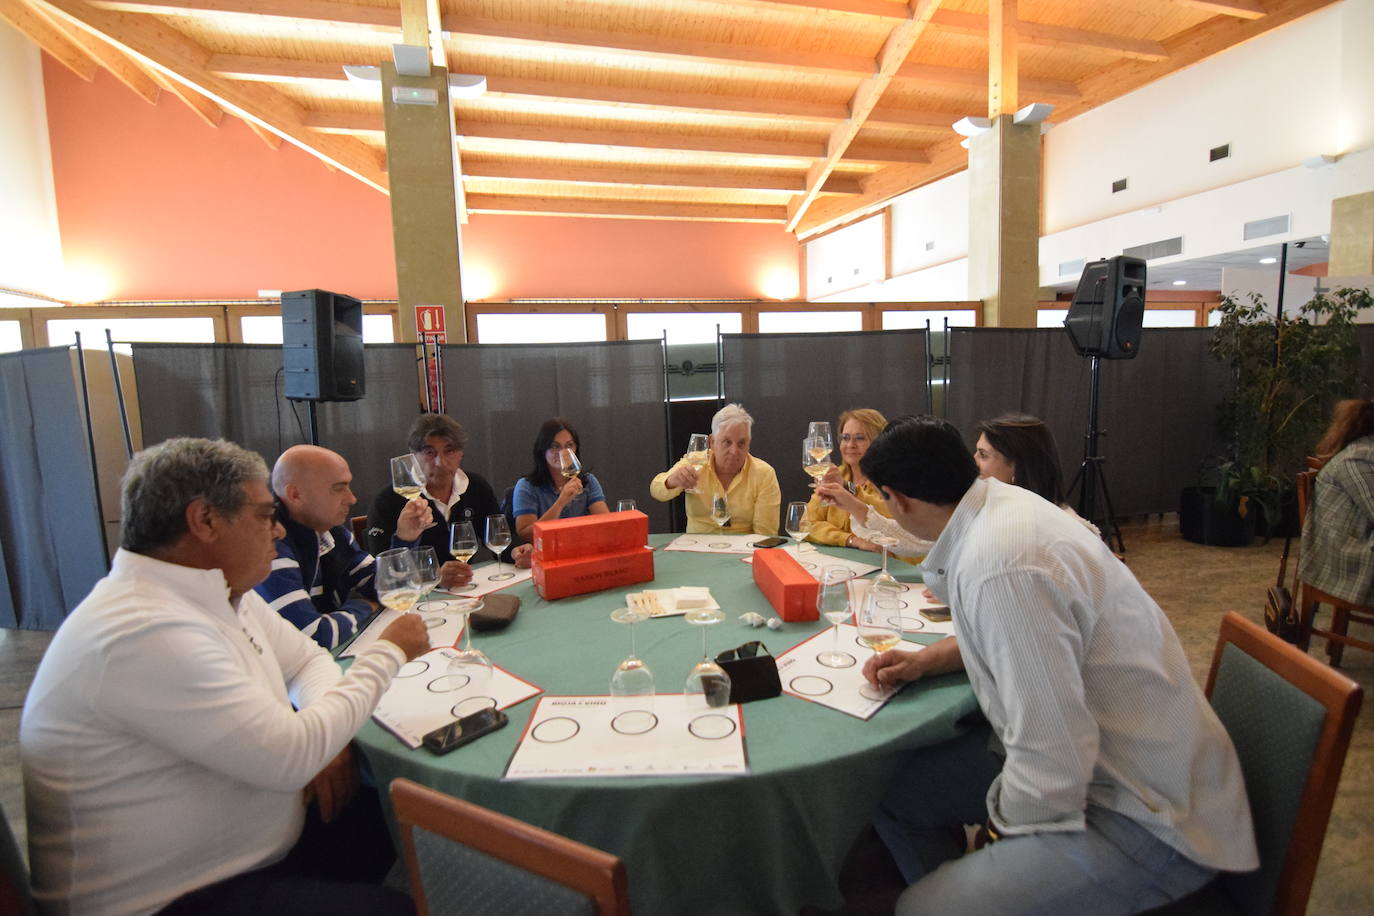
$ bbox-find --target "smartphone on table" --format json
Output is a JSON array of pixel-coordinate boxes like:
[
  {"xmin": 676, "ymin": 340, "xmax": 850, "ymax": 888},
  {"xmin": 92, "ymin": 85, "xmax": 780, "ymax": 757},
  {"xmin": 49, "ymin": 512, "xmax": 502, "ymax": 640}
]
[
  {"xmin": 752, "ymin": 537, "xmax": 787, "ymax": 548},
  {"xmin": 421, "ymin": 706, "xmax": 508, "ymax": 755}
]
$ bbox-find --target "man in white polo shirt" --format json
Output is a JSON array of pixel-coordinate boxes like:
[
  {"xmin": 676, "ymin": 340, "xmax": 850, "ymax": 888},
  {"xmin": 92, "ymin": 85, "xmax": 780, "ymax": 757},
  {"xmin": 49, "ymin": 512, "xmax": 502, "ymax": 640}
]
[
  {"xmin": 21, "ymin": 438, "xmax": 428, "ymax": 915},
  {"xmin": 857, "ymin": 415, "xmax": 1257, "ymax": 915}
]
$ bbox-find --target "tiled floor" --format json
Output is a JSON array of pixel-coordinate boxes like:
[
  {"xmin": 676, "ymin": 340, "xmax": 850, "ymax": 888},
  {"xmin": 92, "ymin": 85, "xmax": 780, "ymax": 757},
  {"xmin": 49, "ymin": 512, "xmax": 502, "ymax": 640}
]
[{"xmin": 4, "ymin": 517, "xmax": 1372, "ymax": 912}]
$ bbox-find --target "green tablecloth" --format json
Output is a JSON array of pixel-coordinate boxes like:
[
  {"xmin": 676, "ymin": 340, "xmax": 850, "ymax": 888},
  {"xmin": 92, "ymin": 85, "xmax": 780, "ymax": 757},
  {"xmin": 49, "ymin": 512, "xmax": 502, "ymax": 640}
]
[{"xmin": 353, "ymin": 536, "xmax": 979, "ymax": 915}]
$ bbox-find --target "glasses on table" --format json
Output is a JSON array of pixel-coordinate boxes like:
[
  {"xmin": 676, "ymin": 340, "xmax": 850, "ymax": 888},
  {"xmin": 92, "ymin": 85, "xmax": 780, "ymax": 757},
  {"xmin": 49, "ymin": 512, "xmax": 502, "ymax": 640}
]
[
  {"xmin": 485, "ymin": 515, "xmax": 514, "ymax": 581},
  {"xmin": 784, "ymin": 501, "xmax": 810, "ymax": 553},
  {"xmin": 616, "ymin": 498, "xmax": 637, "ymax": 512},
  {"xmin": 683, "ymin": 607, "xmax": 730, "ymax": 713},
  {"xmin": 446, "ymin": 597, "xmax": 492, "ymax": 692},
  {"xmin": 817, "ymin": 565, "xmax": 855, "ymax": 669},
  {"xmin": 375, "ymin": 547, "xmax": 422, "ymax": 613},
  {"xmin": 855, "ymin": 586, "xmax": 902, "ymax": 700},
  {"xmin": 609, "ymin": 606, "xmax": 656, "ymax": 733},
  {"xmin": 709, "ymin": 492, "xmax": 732, "ymax": 529}
]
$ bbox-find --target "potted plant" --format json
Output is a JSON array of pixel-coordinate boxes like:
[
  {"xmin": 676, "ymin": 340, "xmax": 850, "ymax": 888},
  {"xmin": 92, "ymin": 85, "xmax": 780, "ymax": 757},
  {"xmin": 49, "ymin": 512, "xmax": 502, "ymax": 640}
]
[{"xmin": 1182, "ymin": 287, "xmax": 1367, "ymax": 545}]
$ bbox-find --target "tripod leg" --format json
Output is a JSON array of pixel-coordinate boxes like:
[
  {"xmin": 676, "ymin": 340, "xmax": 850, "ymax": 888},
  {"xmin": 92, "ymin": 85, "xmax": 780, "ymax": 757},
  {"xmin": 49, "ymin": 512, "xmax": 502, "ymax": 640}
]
[{"xmin": 1093, "ymin": 457, "xmax": 1125, "ymax": 555}]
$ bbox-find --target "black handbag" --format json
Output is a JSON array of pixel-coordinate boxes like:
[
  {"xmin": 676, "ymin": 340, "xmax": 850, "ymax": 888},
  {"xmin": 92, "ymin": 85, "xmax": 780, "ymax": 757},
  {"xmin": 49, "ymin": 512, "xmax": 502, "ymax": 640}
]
[
  {"xmin": 1264, "ymin": 536, "xmax": 1301, "ymax": 644},
  {"xmin": 715, "ymin": 641, "xmax": 782, "ymax": 704}
]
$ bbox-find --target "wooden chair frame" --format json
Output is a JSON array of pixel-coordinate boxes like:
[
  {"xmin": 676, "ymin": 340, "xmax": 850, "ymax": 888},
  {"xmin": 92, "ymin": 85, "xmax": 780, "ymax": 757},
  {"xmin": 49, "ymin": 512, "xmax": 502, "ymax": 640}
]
[
  {"xmin": 1294, "ymin": 469, "xmax": 1374, "ymax": 665},
  {"xmin": 350, "ymin": 514, "xmax": 368, "ymax": 546},
  {"xmin": 390, "ymin": 778, "xmax": 630, "ymax": 916},
  {"xmin": 1206, "ymin": 613, "xmax": 1363, "ymax": 915}
]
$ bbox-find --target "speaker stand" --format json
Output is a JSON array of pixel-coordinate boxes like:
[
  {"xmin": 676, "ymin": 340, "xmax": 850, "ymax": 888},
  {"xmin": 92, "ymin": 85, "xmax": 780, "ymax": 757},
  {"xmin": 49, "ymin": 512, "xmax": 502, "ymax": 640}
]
[
  {"xmin": 307, "ymin": 400, "xmax": 320, "ymax": 446},
  {"xmin": 1066, "ymin": 355, "xmax": 1125, "ymax": 555}
]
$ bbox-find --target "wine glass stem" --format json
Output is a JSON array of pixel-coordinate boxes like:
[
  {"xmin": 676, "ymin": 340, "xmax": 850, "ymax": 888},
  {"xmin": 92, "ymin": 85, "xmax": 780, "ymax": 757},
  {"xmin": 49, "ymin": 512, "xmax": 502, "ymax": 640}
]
[
  {"xmin": 832, "ymin": 622, "xmax": 840, "ymax": 655},
  {"xmin": 881, "ymin": 546, "xmax": 890, "ymax": 577},
  {"xmin": 629, "ymin": 620, "xmax": 638, "ymax": 658},
  {"xmin": 462, "ymin": 613, "xmax": 473, "ymax": 651},
  {"xmin": 700, "ymin": 626, "xmax": 708, "ymax": 660}
]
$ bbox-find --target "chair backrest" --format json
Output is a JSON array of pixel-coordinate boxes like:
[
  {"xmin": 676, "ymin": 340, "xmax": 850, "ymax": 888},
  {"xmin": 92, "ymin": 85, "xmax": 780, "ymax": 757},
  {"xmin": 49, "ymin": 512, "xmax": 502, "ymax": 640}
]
[
  {"xmin": 1205, "ymin": 613, "xmax": 1362, "ymax": 915},
  {"xmin": 350, "ymin": 515, "xmax": 368, "ymax": 545},
  {"xmin": 390, "ymin": 778, "xmax": 630, "ymax": 916},
  {"xmin": 1295, "ymin": 469, "xmax": 1317, "ymax": 528},
  {"xmin": 0, "ymin": 800, "xmax": 36, "ymax": 916}
]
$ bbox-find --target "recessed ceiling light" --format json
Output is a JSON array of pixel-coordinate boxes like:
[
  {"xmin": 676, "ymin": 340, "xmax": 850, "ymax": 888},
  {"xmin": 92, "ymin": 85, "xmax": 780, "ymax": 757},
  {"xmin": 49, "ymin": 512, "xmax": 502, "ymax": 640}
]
[
  {"xmin": 1172, "ymin": 279, "xmax": 1188, "ymax": 286},
  {"xmin": 1259, "ymin": 257, "xmax": 1277, "ymax": 265}
]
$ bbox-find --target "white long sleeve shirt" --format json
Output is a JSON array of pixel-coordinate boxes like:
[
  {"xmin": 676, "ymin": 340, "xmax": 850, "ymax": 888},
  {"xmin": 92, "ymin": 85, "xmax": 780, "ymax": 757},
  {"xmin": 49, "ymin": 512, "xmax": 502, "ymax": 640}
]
[
  {"xmin": 920, "ymin": 479, "xmax": 1257, "ymax": 871},
  {"xmin": 20, "ymin": 549, "xmax": 405, "ymax": 915}
]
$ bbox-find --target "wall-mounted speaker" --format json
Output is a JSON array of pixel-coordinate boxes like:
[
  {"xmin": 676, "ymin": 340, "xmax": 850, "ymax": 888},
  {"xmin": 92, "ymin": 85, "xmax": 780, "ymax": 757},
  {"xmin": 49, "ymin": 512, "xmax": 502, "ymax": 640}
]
[
  {"xmin": 281, "ymin": 289, "xmax": 365, "ymax": 401},
  {"xmin": 1063, "ymin": 256, "xmax": 1146, "ymax": 360}
]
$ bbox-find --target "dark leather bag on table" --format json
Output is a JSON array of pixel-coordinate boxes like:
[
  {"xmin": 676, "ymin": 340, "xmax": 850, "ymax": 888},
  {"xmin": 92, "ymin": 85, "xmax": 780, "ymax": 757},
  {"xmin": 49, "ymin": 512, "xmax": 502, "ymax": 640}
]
[
  {"xmin": 1265, "ymin": 535, "xmax": 1301, "ymax": 644},
  {"xmin": 715, "ymin": 641, "xmax": 782, "ymax": 704},
  {"xmin": 471, "ymin": 593, "xmax": 520, "ymax": 632}
]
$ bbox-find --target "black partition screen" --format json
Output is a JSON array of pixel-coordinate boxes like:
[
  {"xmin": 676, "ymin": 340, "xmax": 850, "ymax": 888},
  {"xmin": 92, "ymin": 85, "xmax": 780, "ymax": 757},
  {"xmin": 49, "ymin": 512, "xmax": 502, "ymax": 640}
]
[
  {"xmin": 132, "ymin": 343, "xmax": 421, "ymax": 503},
  {"xmin": 0, "ymin": 347, "xmax": 106, "ymax": 628},
  {"xmin": 722, "ymin": 329, "xmax": 930, "ymax": 512},
  {"xmin": 440, "ymin": 339, "xmax": 670, "ymax": 533},
  {"xmin": 945, "ymin": 327, "xmax": 1225, "ymax": 517}
]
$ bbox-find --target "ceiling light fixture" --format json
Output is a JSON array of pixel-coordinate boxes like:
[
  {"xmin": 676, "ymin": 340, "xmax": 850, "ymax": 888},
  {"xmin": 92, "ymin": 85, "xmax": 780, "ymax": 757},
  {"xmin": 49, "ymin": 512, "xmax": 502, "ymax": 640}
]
[
  {"xmin": 392, "ymin": 44, "xmax": 430, "ymax": 77},
  {"xmin": 1172, "ymin": 279, "xmax": 1188, "ymax": 286},
  {"xmin": 1302, "ymin": 153, "xmax": 1339, "ymax": 169},
  {"xmin": 952, "ymin": 116, "xmax": 992, "ymax": 137},
  {"xmin": 342, "ymin": 62, "xmax": 487, "ymax": 100},
  {"xmin": 1259, "ymin": 257, "xmax": 1277, "ymax": 265},
  {"xmin": 1013, "ymin": 102, "xmax": 1054, "ymax": 125}
]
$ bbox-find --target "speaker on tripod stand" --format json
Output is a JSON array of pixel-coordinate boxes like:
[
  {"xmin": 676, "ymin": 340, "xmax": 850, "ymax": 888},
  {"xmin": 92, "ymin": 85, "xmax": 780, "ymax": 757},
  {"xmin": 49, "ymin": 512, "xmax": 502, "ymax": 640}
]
[{"xmin": 1062, "ymin": 256, "xmax": 1146, "ymax": 553}]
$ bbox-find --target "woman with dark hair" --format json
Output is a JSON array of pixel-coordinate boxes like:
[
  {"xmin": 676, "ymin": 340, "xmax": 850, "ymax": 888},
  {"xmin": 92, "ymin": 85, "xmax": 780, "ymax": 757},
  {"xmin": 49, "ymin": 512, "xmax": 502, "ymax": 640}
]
[
  {"xmin": 1298, "ymin": 398, "xmax": 1374, "ymax": 607},
  {"xmin": 973, "ymin": 414, "xmax": 1098, "ymax": 535},
  {"xmin": 512, "ymin": 418, "xmax": 609, "ymax": 540}
]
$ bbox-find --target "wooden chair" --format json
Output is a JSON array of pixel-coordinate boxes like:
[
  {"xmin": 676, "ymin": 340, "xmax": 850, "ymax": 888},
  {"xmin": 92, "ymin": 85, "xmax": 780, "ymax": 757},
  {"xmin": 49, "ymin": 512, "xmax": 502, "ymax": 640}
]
[
  {"xmin": 1148, "ymin": 612, "xmax": 1362, "ymax": 915},
  {"xmin": 1295, "ymin": 468, "xmax": 1374, "ymax": 666},
  {"xmin": 350, "ymin": 515, "xmax": 369, "ymax": 546},
  {"xmin": 390, "ymin": 778, "xmax": 630, "ymax": 916}
]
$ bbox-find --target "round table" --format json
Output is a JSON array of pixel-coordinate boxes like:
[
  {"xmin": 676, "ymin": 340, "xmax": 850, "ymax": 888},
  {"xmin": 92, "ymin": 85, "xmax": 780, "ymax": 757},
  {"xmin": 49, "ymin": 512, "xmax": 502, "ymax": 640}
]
[{"xmin": 353, "ymin": 535, "xmax": 979, "ymax": 915}]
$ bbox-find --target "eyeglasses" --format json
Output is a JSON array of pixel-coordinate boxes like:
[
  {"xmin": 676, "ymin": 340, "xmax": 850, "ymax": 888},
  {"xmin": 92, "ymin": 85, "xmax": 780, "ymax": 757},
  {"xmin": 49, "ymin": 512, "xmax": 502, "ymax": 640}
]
[{"xmin": 839, "ymin": 434, "xmax": 869, "ymax": 443}]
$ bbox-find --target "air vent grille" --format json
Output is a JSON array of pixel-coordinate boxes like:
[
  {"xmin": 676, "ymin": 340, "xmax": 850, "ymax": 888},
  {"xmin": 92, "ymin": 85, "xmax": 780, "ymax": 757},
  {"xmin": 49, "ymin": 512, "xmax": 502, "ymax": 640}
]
[
  {"xmin": 1111, "ymin": 178, "xmax": 1128, "ymax": 193},
  {"xmin": 1058, "ymin": 258, "xmax": 1086, "ymax": 278},
  {"xmin": 1123, "ymin": 237, "xmax": 1183, "ymax": 261},
  {"xmin": 1243, "ymin": 214, "xmax": 1290, "ymax": 241},
  {"xmin": 1210, "ymin": 144, "xmax": 1230, "ymax": 162}
]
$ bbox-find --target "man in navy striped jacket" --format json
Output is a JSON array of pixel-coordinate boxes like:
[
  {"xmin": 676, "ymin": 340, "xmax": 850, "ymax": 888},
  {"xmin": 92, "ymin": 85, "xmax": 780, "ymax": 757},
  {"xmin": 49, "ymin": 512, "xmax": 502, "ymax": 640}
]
[{"xmin": 255, "ymin": 444, "xmax": 431, "ymax": 648}]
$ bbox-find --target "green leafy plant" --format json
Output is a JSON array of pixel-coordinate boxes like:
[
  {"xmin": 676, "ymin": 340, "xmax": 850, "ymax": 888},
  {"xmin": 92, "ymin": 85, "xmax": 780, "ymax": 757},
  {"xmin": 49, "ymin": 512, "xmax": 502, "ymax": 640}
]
[{"xmin": 1208, "ymin": 287, "xmax": 1368, "ymax": 528}]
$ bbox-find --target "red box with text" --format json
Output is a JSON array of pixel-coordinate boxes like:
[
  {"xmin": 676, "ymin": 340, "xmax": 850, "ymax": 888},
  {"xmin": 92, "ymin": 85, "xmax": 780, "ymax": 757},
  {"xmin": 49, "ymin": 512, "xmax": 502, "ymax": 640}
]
[
  {"xmin": 533, "ymin": 511, "xmax": 647, "ymax": 563},
  {"xmin": 751, "ymin": 548, "xmax": 818, "ymax": 622},
  {"xmin": 533, "ymin": 546, "xmax": 655, "ymax": 600}
]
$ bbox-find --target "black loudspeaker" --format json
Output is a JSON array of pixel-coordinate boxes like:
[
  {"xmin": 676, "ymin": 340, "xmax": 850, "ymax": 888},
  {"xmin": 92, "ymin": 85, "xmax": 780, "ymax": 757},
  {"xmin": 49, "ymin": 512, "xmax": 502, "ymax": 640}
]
[
  {"xmin": 281, "ymin": 289, "xmax": 365, "ymax": 401},
  {"xmin": 1063, "ymin": 256, "xmax": 1146, "ymax": 360}
]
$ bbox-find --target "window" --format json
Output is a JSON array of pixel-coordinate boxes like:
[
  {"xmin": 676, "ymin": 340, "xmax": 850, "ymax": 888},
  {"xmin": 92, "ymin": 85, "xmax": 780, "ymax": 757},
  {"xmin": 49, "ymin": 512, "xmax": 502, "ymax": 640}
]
[
  {"xmin": 475, "ymin": 313, "xmax": 607, "ymax": 344},
  {"xmin": 1142, "ymin": 310, "xmax": 1198, "ymax": 328},
  {"xmin": 46, "ymin": 317, "xmax": 217, "ymax": 348},
  {"xmin": 625, "ymin": 312, "xmax": 742, "ymax": 345},
  {"xmin": 1037, "ymin": 309, "xmax": 1068, "ymax": 328},
  {"xmin": 0, "ymin": 321, "xmax": 22, "ymax": 353},
  {"xmin": 882, "ymin": 310, "xmax": 978, "ymax": 330},
  {"xmin": 240, "ymin": 314, "xmax": 396, "ymax": 343},
  {"xmin": 757, "ymin": 311, "xmax": 862, "ymax": 334}
]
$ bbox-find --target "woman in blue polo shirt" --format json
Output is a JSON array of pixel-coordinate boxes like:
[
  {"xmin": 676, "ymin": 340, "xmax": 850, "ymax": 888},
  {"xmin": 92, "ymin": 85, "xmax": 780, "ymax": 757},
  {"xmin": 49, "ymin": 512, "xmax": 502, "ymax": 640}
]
[{"xmin": 512, "ymin": 417, "xmax": 610, "ymax": 540}]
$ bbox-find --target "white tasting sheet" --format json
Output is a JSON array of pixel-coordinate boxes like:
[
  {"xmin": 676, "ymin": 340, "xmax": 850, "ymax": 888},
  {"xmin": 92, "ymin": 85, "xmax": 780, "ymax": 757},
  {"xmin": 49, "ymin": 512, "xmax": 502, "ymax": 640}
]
[
  {"xmin": 438, "ymin": 562, "xmax": 533, "ymax": 597},
  {"xmin": 848, "ymin": 578, "xmax": 956, "ymax": 636},
  {"xmin": 504, "ymin": 695, "xmax": 748, "ymax": 780},
  {"xmin": 776, "ymin": 624, "xmax": 926, "ymax": 720},
  {"xmin": 339, "ymin": 598, "xmax": 468, "ymax": 659},
  {"xmin": 664, "ymin": 533, "xmax": 770, "ymax": 555}
]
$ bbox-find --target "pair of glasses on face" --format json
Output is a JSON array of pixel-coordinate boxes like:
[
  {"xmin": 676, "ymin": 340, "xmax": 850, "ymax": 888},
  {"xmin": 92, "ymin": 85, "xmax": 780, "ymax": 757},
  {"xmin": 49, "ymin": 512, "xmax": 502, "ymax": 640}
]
[{"xmin": 839, "ymin": 434, "xmax": 869, "ymax": 444}]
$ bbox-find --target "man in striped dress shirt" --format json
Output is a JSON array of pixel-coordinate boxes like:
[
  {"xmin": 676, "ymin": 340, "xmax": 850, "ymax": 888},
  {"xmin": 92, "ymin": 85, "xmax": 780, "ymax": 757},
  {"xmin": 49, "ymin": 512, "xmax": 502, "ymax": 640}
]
[
  {"xmin": 256, "ymin": 445, "xmax": 432, "ymax": 648},
  {"xmin": 859, "ymin": 416, "xmax": 1257, "ymax": 916}
]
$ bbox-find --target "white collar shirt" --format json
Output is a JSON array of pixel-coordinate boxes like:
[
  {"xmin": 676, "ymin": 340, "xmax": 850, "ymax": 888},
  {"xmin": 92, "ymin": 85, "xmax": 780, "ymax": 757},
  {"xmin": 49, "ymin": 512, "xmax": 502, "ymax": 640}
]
[{"xmin": 423, "ymin": 468, "xmax": 470, "ymax": 522}]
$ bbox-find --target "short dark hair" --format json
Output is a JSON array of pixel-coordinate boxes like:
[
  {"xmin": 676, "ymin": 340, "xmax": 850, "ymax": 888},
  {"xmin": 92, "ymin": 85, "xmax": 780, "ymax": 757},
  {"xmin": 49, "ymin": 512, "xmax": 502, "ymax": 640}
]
[
  {"xmin": 525, "ymin": 418, "xmax": 581, "ymax": 488},
  {"xmin": 976, "ymin": 414, "xmax": 1064, "ymax": 505},
  {"xmin": 407, "ymin": 414, "xmax": 467, "ymax": 453},
  {"xmin": 860, "ymin": 415, "xmax": 977, "ymax": 506}
]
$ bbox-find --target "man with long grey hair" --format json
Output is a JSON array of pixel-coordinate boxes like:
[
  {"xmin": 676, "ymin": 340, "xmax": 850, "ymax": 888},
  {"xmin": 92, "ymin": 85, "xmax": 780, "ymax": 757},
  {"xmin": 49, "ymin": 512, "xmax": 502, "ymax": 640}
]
[{"xmin": 21, "ymin": 438, "xmax": 428, "ymax": 915}]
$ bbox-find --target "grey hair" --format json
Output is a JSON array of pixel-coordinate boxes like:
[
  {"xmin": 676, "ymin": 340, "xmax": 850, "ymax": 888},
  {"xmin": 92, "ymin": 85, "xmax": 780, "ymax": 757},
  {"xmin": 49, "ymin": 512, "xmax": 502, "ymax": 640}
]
[
  {"xmin": 407, "ymin": 413, "xmax": 467, "ymax": 453},
  {"xmin": 711, "ymin": 403, "xmax": 754, "ymax": 436},
  {"xmin": 121, "ymin": 438, "xmax": 268, "ymax": 553}
]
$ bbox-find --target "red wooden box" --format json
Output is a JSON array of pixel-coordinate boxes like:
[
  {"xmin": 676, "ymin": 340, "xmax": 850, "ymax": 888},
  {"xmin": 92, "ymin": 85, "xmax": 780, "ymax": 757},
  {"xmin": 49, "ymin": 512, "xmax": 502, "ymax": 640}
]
[
  {"xmin": 751, "ymin": 548, "xmax": 818, "ymax": 622},
  {"xmin": 533, "ymin": 511, "xmax": 647, "ymax": 563},
  {"xmin": 533, "ymin": 546, "xmax": 655, "ymax": 600}
]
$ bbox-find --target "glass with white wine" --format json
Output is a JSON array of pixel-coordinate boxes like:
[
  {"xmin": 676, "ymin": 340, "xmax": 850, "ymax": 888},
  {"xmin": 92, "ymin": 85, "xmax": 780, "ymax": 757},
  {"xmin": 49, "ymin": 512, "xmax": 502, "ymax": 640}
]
[
  {"xmin": 557, "ymin": 446, "xmax": 582, "ymax": 482},
  {"xmin": 390, "ymin": 455, "xmax": 424, "ymax": 501},
  {"xmin": 807, "ymin": 421, "xmax": 833, "ymax": 453},
  {"xmin": 802, "ymin": 436, "xmax": 833, "ymax": 483},
  {"xmin": 855, "ymin": 586, "xmax": 902, "ymax": 700},
  {"xmin": 375, "ymin": 548, "xmax": 422, "ymax": 613},
  {"xmin": 784, "ymin": 501, "xmax": 810, "ymax": 553},
  {"xmin": 445, "ymin": 521, "xmax": 478, "ymax": 593},
  {"xmin": 683, "ymin": 433, "xmax": 710, "ymax": 494}
]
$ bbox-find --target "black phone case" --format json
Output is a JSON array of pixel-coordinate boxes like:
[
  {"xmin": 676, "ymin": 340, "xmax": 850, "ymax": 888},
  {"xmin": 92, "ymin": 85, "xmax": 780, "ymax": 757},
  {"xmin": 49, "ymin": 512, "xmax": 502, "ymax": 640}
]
[{"xmin": 422, "ymin": 708, "xmax": 508, "ymax": 755}]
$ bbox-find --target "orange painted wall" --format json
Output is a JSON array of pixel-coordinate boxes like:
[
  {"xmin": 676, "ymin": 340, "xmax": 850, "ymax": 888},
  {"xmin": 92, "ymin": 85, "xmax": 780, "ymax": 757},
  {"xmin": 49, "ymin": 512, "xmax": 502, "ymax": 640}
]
[{"xmin": 42, "ymin": 60, "xmax": 801, "ymax": 302}]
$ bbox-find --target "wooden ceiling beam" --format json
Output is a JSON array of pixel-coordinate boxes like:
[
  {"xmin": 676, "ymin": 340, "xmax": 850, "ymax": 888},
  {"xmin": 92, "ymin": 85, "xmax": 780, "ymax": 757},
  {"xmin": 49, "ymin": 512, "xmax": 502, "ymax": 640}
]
[
  {"xmin": 464, "ymin": 160, "xmax": 863, "ymax": 195},
  {"xmin": 466, "ymin": 195, "xmax": 789, "ymax": 224},
  {"xmin": 0, "ymin": 0, "xmax": 100, "ymax": 80},
  {"xmin": 1178, "ymin": 0, "xmax": 1267, "ymax": 19},
  {"xmin": 988, "ymin": 0, "xmax": 1016, "ymax": 118},
  {"xmin": 898, "ymin": 61, "xmax": 1077, "ymax": 99},
  {"xmin": 207, "ymin": 54, "xmax": 345, "ymax": 81},
  {"xmin": 787, "ymin": 0, "xmax": 943, "ymax": 232},
  {"xmin": 90, "ymin": 0, "xmax": 398, "ymax": 29},
  {"xmin": 29, "ymin": 0, "xmax": 161, "ymax": 104},
  {"xmin": 147, "ymin": 65, "xmax": 224, "ymax": 126},
  {"xmin": 36, "ymin": 0, "xmax": 388, "ymax": 191}
]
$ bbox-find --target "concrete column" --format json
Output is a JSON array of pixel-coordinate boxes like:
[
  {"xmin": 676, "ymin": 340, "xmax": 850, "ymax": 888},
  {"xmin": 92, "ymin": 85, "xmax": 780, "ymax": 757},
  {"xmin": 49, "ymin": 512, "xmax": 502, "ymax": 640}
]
[
  {"xmin": 1329, "ymin": 190, "xmax": 1374, "ymax": 277},
  {"xmin": 966, "ymin": 116, "xmax": 1041, "ymax": 328},
  {"xmin": 381, "ymin": 62, "xmax": 467, "ymax": 342}
]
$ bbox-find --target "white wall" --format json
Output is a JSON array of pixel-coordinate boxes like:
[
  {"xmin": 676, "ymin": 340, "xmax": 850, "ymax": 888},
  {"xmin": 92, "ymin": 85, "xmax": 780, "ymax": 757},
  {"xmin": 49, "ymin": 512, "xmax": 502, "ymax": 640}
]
[
  {"xmin": 0, "ymin": 21, "xmax": 64, "ymax": 301},
  {"xmin": 804, "ymin": 213, "xmax": 884, "ymax": 298},
  {"xmin": 888, "ymin": 171, "xmax": 969, "ymax": 274}
]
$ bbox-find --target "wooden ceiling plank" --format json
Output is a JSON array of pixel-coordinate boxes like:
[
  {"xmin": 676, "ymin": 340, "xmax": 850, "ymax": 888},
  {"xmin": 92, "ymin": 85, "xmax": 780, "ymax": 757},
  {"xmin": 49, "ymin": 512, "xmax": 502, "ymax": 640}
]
[
  {"xmin": 787, "ymin": 0, "xmax": 943, "ymax": 232},
  {"xmin": 463, "ymin": 160, "xmax": 863, "ymax": 195},
  {"xmin": 424, "ymin": 0, "xmax": 443, "ymax": 66},
  {"xmin": 243, "ymin": 115, "xmax": 282, "ymax": 148},
  {"xmin": 90, "ymin": 0, "xmax": 398, "ymax": 29},
  {"xmin": 37, "ymin": 0, "xmax": 388, "ymax": 190},
  {"xmin": 1179, "ymin": 0, "xmax": 1267, "ymax": 19},
  {"xmin": 466, "ymin": 194, "xmax": 788, "ymax": 224},
  {"xmin": 988, "ymin": 0, "xmax": 1016, "ymax": 117},
  {"xmin": 930, "ymin": 9, "xmax": 1169, "ymax": 61},
  {"xmin": 728, "ymin": 0, "xmax": 909, "ymax": 17},
  {"xmin": 207, "ymin": 54, "xmax": 345, "ymax": 81},
  {"xmin": 30, "ymin": 0, "xmax": 163, "ymax": 105},
  {"xmin": 146, "ymin": 64, "xmax": 224, "ymax": 126},
  {"xmin": 0, "ymin": 0, "xmax": 100, "ymax": 80},
  {"xmin": 898, "ymin": 61, "xmax": 1077, "ymax": 99}
]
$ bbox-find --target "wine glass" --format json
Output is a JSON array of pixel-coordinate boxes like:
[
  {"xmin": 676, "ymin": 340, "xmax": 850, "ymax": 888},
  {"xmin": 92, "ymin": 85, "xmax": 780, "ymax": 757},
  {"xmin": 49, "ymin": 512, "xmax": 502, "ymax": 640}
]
[
  {"xmin": 446, "ymin": 597, "xmax": 493, "ymax": 691},
  {"xmin": 683, "ymin": 433, "xmax": 710, "ymax": 494},
  {"xmin": 412, "ymin": 546, "xmax": 440, "ymax": 600},
  {"xmin": 390, "ymin": 454, "xmax": 424, "ymax": 501},
  {"xmin": 485, "ymin": 515, "xmax": 513, "ymax": 581},
  {"xmin": 447, "ymin": 521, "xmax": 478, "ymax": 593},
  {"xmin": 807, "ymin": 421, "xmax": 833, "ymax": 453},
  {"xmin": 609, "ymin": 606, "xmax": 655, "ymax": 729},
  {"xmin": 870, "ymin": 532, "xmax": 900, "ymax": 590},
  {"xmin": 616, "ymin": 498, "xmax": 637, "ymax": 512},
  {"xmin": 683, "ymin": 608, "xmax": 730, "ymax": 712},
  {"xmin": 817, "ymin": 565, "xmax": 855, "ymax": 668},
  {"xmin": 855, "ymin": 587, "xmax": 902, "ymax": 700},
  {"xmin": 802, "ymin": 436, "xmax": 834, "ymax": 484},
  {"xmin": 784, "ymin": 501, "xmax": 810, "ymax": 553},
  {"xmin": 710, "ymin": 491, "xmax": 732, "ymax": 528},
  {"xmin": 375, "ymin": 548, "xmax": 422, "ymax": 613},
  {"xmin": 557, "ymin": 446, "xmax": 582, "ymax": 481}
]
